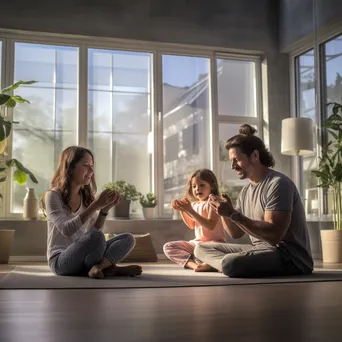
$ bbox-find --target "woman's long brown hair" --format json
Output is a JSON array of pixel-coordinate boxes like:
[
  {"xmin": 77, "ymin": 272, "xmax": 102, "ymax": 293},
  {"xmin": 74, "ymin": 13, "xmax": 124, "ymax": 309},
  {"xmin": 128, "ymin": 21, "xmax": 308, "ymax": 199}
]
[{"xmin": 41, "ymin": 146, "xmax": 97, "ymax": 213}]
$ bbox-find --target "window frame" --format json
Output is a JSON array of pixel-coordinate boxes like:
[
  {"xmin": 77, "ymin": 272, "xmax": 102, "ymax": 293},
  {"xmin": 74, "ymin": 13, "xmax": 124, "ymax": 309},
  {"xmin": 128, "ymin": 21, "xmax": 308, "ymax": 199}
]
[
  {"xmin": 0, "ymin": 29, "xmax": 263, "ymax": 219},
  {"xmin": 291, "ymin": 27, "xmax": 342, "ymax": 222}
]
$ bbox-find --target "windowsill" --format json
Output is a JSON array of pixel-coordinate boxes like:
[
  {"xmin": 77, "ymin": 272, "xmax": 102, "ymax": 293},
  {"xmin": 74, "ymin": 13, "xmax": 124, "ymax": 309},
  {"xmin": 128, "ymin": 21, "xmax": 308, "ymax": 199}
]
[
  {"xmin": 0, "ymin": 213, "xmax": 333, "ymax": 223},
  {"xmin": 106, "ymin": 217, "xmax": 180, "ymax": 222},
  {"xmin": 306, "ymin": 214, "xmax": 333, "ymax": 222}
]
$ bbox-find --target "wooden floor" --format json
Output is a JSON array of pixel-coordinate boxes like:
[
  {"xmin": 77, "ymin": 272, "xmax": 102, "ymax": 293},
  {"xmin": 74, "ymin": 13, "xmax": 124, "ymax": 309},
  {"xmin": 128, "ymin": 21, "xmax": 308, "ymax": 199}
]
[
  {"xmin": 0, "ymin": 282, "xmax": 342, "ymax": 341},
  {"xmin": 1, "ymin": 262, "xmax": 342, "ymax": 342}
]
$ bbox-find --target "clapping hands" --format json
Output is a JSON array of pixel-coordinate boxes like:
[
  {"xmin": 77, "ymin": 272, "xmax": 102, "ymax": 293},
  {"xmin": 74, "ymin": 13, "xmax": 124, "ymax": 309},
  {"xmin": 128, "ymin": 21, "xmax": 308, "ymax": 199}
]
[
  {"xmin": 209, "ymin": 193, "xmax": 235, "ymax": 217},
  {"xmin": 96, "ymin": 189, "xmax": 121, "ymax": 211},
  {"xmin": 171, "ymin": 198, "xmax": 193, "ymax": 213}
]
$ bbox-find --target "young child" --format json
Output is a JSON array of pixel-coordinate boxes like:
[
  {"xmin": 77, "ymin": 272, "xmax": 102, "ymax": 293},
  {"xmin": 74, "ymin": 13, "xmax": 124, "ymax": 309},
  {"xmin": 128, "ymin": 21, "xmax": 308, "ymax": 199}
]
[
  {"xmin": 42, "ymin": 146, "xmax": 142, "ymax": 279},
  {"xmin": 163, "ymin": 169, "xmax": 226, "ymax": 272}
]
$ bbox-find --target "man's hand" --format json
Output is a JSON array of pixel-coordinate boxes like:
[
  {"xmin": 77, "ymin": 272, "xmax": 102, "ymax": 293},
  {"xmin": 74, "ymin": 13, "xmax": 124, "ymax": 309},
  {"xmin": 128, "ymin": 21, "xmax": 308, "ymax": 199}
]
[{"xmin": 209, "ymin": 193, "xmax": 235, "ymax": 217}]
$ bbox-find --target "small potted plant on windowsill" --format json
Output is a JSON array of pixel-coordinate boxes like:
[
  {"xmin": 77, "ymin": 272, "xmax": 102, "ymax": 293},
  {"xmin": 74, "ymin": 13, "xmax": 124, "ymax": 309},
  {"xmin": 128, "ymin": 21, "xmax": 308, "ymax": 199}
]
[
  {"xmin": 104, "ymin": 180, "xmax": 141, "ymax": 219},
  {"xmin": 311, "ymin": 102, "xmax": 342, "ymax": 263},
  {"xmin": 139, "ymin": 192, "xmax": 157, "ymax": 220}
]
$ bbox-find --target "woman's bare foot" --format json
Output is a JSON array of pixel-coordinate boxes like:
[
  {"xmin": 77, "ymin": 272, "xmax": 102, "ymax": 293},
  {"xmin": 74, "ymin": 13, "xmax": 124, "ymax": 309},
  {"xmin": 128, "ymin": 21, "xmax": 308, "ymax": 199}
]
[
  {"xmin": 104, "ymin": 265, "xmax": 143, "ymax": 277},
  {"xmin": 88, "ymin": 266, "xmax": 104, "ymax": 279},
  {"xmin": 194, "ymin": 263, "xmax": 217, "ymax": 272}
]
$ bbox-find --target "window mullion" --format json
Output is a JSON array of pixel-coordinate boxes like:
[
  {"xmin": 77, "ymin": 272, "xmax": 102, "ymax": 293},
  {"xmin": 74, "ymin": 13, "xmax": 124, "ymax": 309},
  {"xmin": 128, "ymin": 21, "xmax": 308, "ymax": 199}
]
[
  {"xmin": 154, "ymin": 51, "xmax": 166, "ymax": 217},
  {"xmin": 78, "ymin": 44, "xmax": 88, "ymax": 148},
  {"xmin": 2, "ymin": 39, "xmax": 14, "ymax": 217},
  {"xmin": 317, "ymin": 43, "xmax": 326, "ymax": 217},
  {"xmin": 210, "ymin": 53, "xmax": 218, "ymax": 175}
]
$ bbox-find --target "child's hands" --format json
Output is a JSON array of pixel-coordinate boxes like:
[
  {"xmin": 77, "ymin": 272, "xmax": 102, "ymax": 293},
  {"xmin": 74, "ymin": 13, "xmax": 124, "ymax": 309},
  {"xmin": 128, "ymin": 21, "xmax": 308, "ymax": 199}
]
[{"xmin": 171, "ymin": 198, "xmax": 192, "ymax": 213}]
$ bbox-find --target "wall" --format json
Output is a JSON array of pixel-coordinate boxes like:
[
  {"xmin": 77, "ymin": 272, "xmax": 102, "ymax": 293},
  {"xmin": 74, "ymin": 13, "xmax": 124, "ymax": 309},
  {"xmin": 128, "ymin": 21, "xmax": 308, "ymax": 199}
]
[
  {"xmin": 0, "ymin": 0, "xmax": 278, "ymax": 53},
  {"xmin": 279, "ymin": 0, "xmax": 342, "ymax": 51}
]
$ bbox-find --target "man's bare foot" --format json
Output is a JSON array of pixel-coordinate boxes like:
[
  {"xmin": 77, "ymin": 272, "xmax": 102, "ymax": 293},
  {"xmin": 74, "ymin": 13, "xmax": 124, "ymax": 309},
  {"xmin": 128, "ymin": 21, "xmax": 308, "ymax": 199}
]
[
  {"xmin": 194, "ymin": 263, "xmax": 217, "ymax": 272},
  {"xmin": 88, "ymin": 266, "xmax": 104, "ymax": 279},
  {"xmin": 104, "ymin": 265, "xmax": 143, "ymax": 277}
]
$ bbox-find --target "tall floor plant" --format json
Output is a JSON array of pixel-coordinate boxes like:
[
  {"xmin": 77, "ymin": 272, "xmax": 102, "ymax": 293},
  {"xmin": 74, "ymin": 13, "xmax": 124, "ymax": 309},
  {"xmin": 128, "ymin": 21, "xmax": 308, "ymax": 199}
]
[{"xmin": 312, "ymin": 102, "xmax": 342, "ymax": 230}]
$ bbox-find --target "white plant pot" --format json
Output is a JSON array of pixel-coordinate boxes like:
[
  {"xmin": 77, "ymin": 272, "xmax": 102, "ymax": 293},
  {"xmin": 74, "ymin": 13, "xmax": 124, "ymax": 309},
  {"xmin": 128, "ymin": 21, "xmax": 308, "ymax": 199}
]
[
  {"xmin": 142, "ymin": 207, "xmax": 155, "ymax": 220},
  {"xmin": 320, "ymin": 229, "xmax": 342, "ymax": 263}
]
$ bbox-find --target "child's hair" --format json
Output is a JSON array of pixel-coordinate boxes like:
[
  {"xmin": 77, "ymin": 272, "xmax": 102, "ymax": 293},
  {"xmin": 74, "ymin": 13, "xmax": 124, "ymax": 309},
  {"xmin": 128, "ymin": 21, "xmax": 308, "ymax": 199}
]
[
  {"xmin": 184, "ymin": 169, "xmax": 219, "ymax": 202},
  {"xmin": 41, "ymin": 146, "xmax": 97, "ymax": 213}
]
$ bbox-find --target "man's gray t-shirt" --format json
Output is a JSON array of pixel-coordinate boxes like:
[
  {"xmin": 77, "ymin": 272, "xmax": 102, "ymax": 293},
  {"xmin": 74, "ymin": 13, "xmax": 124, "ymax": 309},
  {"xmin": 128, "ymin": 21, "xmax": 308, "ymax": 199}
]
[{"xmin": 236, "ymin": 169, "xmax": 313, "ymax": 273}]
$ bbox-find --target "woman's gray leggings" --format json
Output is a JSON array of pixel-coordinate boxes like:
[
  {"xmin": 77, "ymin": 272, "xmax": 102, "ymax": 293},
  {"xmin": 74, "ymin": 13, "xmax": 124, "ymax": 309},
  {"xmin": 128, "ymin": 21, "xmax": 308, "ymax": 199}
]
[{"xmin": 50, "ymin": 229, "xmax": 136, "ymax": 276}]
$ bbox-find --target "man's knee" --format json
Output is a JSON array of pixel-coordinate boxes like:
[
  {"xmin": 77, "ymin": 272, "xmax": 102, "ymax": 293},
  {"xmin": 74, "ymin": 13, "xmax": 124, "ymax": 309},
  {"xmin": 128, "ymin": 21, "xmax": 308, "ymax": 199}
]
[
  {"xmin": 193, "ymin": 243, "xmax": 208, "ymax": 260},
  {"xmin": 221, "ymin": 254, "xmax": 248, "ymax": 278}
]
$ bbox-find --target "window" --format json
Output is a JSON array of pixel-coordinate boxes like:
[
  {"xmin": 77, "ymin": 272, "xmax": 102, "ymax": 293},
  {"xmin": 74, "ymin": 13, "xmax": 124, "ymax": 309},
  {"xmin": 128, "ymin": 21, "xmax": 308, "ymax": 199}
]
[
  {"xmin": 295, "ymin": 49, "xmax": 318, "ymax": 217},
  {"xmin": 88, "ymin": 49, "xmax": 152, "ymax": 215},
  {"xmin": 217, "ymin": 58, "xmax": 257, "ymax": 117},
  {"xmin": 216, "ymin": 57, "xmax": 260, "ymax": 205},
  {"xmin": 162, "ymin": 55, "xmax": 211, "ymax": 213},
  {"xmin": 324, "ymin": 35, "xmax": 342, "ymax": 105},
  {"xmin": 294, "ymin": 33, "xmax": 342, "ymax": 219},
  {"xmin": 12, "ymin": 43, "xmax": 79, "ymax": 212},
  {"xmin": 0, "ymin": 32, "xmax": 263, "ymax": 218}
]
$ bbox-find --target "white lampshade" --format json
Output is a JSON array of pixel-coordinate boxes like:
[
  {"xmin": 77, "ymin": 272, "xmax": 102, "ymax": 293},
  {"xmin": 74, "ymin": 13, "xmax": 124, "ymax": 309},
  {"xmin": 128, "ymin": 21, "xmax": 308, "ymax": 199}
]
[{"xmin": 281, "ymin": 117, "xmax": 315, "ymax": 156}]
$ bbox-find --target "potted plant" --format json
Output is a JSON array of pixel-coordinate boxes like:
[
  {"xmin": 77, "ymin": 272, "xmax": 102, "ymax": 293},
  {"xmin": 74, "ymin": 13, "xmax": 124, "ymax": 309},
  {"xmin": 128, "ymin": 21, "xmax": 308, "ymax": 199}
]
[
  {"xmin": 140, "ymin": 192, "xmax": 157, "ymax": 219},
  {"xmin": 104, "ymin": 180, "xmax": 141, "ymax": 218},
  {"xmin": 0, "ymin": 80, "xmax": 38, "ymax": 264},
  {"xmin": 0, "ymin": 81, "xmax": 38, "ymax": 193},
  {"xmin": 311, "ymin": 102, "xmax": 342, "ymax": 263}
]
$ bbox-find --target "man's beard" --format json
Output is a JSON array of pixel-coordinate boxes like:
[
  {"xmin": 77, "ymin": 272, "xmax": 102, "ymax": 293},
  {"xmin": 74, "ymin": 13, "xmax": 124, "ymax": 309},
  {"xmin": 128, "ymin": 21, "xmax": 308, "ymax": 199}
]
[{"xmin": 234, "ymin": 168, "xmax": 247, "ymax": 179}]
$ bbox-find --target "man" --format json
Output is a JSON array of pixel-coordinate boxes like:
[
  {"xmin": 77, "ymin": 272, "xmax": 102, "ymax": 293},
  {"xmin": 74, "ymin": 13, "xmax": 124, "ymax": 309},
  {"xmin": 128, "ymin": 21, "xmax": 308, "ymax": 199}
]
[{"xmin": 194, "ymin": 124, "xmax": 313, "ymax": 278}]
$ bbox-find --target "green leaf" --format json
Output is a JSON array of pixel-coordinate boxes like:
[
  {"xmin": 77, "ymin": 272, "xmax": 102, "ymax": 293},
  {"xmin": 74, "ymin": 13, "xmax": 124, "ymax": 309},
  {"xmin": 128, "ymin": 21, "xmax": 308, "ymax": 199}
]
[
  {"xmin": 1, "ymin": 80, "xmax": 37, "ymax": 94},
  {"xmin": 0, "ymin": 124, "xmax": 6, "ymax": 142},
  {"xmin": 5, "ymin": 158, "xmax": 38, "ymax": 184},
  {"xmin": 0, "ymin": 117, "xmax": 12, "ymax": 140},
  {"xmin": 0, "ymin": 93, "xmax": 11, "ymax": 105},
  {"xmin": 5, "ymin": 98, "xmax": 17, "ymax": 108},
  {"xmin": 13, "ymin": 169, "xmax": 27, "ymax": 185},
  {"xmin": 332, "ymin": 103, "xmax": 342, "ymax": 115},
  {"xmin": 28, "ymin": 171, "xmax": 38, "ymax": 184},
  {"xmin": 328, "ymin": 130, "xmax": 339, "ymax": 140},
  {"xmin": 11, "ymin": 95, "xmax": 30, "ymax": 104}
]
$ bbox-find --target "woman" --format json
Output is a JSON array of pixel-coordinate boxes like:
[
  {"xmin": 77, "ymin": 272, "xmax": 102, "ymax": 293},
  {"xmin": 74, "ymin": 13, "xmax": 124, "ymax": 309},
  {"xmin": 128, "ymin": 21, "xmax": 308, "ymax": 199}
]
[{"xmin": 42, "ymin": 146, "xmax": 142, "ymax": 279}]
